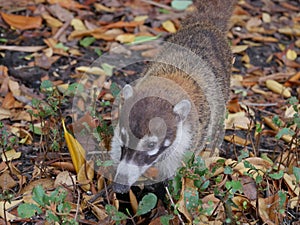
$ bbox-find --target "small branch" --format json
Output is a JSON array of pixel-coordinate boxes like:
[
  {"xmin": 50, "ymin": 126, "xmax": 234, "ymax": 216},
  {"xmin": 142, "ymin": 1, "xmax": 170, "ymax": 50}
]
[
  {"xmin": 141, "ymin": 0, "xmax": 174, "ymax": 11},
  {"xmin": 164, "ymin": 186, "xmax": 185, "ymax": 225}
]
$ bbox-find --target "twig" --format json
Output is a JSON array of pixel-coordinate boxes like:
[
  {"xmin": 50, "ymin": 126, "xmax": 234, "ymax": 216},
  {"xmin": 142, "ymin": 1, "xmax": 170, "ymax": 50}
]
[
  {"xmin": 75, "ymin": 188, "xmax": 80, "ymax": 221},
  {"xmin": 141, "ymin": 0, "xmax": 174, "ymax": 11},
  {"xmin": 164, "ymin": 186, "xmax": 185, "ymax": 225},
  {"xmin": 242, "ymin": 102, "xmax": 278, "ymax": 107}
]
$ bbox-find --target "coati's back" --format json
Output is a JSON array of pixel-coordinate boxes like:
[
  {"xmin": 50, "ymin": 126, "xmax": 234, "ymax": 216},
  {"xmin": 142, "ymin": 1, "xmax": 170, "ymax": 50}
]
[{"xmin": 110, "ymin": 0, "xmax": 236, "ymax": 193}]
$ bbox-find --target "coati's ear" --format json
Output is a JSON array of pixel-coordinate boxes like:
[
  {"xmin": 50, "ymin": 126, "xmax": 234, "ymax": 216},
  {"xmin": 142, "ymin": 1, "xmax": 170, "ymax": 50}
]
[
  {"xmin": 173, "ymin": 99, "xmax": 191, "ymax": 121},
  {"xmin": 123, "ymin": 84, "xmax": 133, "ymax": 100}
]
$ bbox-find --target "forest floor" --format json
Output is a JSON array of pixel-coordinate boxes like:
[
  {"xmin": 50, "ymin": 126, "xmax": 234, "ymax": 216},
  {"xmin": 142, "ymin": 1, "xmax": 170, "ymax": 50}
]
[{"xmin": 0, "ymin": 0, "xmax": 300, "ymax": 224}]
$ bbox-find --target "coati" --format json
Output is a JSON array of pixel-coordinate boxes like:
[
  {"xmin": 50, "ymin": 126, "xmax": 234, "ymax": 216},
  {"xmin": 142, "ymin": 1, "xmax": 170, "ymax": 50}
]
[{"xmin": 110, "ymin": 0, "xmax": 236, "ymax": 193}]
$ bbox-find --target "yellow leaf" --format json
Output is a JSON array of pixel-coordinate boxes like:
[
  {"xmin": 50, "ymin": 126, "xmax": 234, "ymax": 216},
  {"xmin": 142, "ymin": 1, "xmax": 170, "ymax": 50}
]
[
  {"xmin": 286, "ymin": 49, "xmax": 297, "ymax": 61},
  {"xmin": 42, "ymin": 14, "xmax": 63, "ymax": 28},
  {"xmin": 262, "ymin": 13, "xmax": 271, "ymax": 23},
  {"xmin": 1, "ymin": 149, "xmax": 21, "ymax": 162},
  {"xmin": 162, "ymin": 20, "xmax": 176, "ymax": 33},
  {"xmin": 231, "ymin": 45, "xmax": 248, "ymax": 54},
  {"xmin": 62, "ymin": 119, "xmax": 86, "ymax": 173},
  {"xmin": 78, "ymin": 160, "xmax": 94, "ymax": 191},
  {"xmin": 134, "ymin": 15, "xmax": 148, "ymax": 22},
  {"xmin": 71, "ymin": 18, "xmax": 86, "ymax": 31},
  {"xmin": 115, "ymin": 34, "xmax": 135, "ymax": 43},
  {"xmin": 265, "ymin": 79, "xmax": 291, "ymax": 98}
]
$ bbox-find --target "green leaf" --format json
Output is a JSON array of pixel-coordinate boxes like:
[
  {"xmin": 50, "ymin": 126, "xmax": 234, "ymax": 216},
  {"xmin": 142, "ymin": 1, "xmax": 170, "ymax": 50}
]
[
  {"xmin": 160, "ymin": 215, "xmax": 174, "ymax": 225},
  {"xmin": 110, "ymin": 82, "xmax": 121, "ymax": 97},
  {"xmin": 94, "ymin": 48, "xmax": 102, "ymax": 56},
  {"xmin": 255, "ymin": 174, "xmax": 263, "ymax": 184},
  {"xmin": 225, "ymin": 180, "xmax": 243, "ymax": 194},
  {"xmin": 288, "ymin": 96, "xmax": 299, "ymax": 106},
  {"xmin": 184, "ymin": 188, "xmax": 199, "ymax": 212},
  {"xmin": 66, "ymin": 83, "xmax": 84, "ymax": 96},
  {"xmin": 275, "ymin": 128, "xmax": 295, "ymax": 139},
  {"xmin": 55, "ymin": 42, "xmax": 69, "ymax": 51},
  {"xmin": 272, "ymin": 115, "xmax": 282, "ymax": 127},
  {"xmin": 278, "ymin": 190, "xmax": 286, "ymax": 209},
  {"xmin": 268, "ymin": 170, "xmax": 284, "ymax": 180},
  {"xmin": 105, "ymin": 205, "xmax": 128, "ymax": 221},
  {"xmin": 238, "ymin": 150, "xmax": 249, "ymax": 162},
  {"xmin": 18, "ymin": 203, "xmax": 42, "ymax": 218},
  {"xmin": 40, "ymin": 80, "xmax": 53, "ymax": 92},
  {"xmin": 0, "ymin": 38, "xmax": 8, "ymax": 43},
  {"xmin": 224, "ymin": 166, "xmax": 233, "ymax": 175},
  {"xmin": 293, "ymin": 166, "xmax": 300, "ymax": 183},
  {"xmin": 136, "ymin": 193, "xmax": 157, "ymax": 216},
  {"xmin": 132, "ymin": 35, "xmax": 160, "ymax": 44},
  {"xmin": 200, "ymin": 180, "xmax": 210, "ymax": 191},
  {"xmin": 80, "ymin": 37, "xmax": 96, "ymax": 47},
  {"xmin": 32, "ymin": 185, "xmax": 46, "ymax": 207},
  {"xmin": 46, "ymin": 210, "xmax": 60, "ymax": 222},
  {"xmin": 255, "ymin": 123, "xmax": 262, "ymax": 133},
  {"xmin": 29, "ymin": 124, "xmax": 42, "ymax": 135},
  {"xmin": 101, "ymin": 63, "xmax": 114, "ymax": 76},
  {"xmin": 171, "ymin": 0, "xmax": 193, "ymax": 10}
]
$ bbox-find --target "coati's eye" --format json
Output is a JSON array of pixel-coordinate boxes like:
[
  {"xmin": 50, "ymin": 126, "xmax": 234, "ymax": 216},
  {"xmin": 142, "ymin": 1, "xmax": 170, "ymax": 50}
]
[{"xmin": 147, "ymin": 141, "xmax": 156, "ymax": 149}]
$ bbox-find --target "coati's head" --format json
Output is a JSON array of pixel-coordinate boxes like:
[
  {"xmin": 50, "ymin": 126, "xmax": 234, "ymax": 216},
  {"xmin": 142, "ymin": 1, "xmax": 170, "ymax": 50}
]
[{"xmin": 110, "ymin": 84, "xmax": 192, "ymax": 193}]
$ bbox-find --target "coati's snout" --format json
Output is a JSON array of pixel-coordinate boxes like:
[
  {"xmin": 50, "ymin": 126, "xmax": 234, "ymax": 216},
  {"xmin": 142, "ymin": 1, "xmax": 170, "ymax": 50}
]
[{"xmin": 110, "ymin": 84, "xmax": 192, "ymax": 193}]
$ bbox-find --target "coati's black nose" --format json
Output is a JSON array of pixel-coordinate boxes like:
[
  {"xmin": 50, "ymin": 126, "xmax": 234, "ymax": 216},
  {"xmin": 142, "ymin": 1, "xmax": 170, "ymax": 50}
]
[{"xmin": 112, "ymin": 182, "xmax": 130, "ymax": 194}]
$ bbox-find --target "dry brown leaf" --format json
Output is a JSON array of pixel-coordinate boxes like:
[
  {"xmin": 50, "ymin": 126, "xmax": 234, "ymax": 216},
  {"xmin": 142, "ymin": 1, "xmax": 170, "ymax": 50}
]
[
  {"xmin": 262, "ymin": 13, "xmax": 271, "ymax": 23},
  {"xmin": 224, "ymin": 135, "xmax": 251, "ymax": 146},
  {"xmin": 0, "ymin": 45, "xmax": 45, "ymax": 52},
  {"xmin": 225, "ymin": 111, "xmax": 252, "ymax": 130},
  {"xmin": 47, "ymin": 0, "xmax": 88, "ymax": 9},
  {"xmin": 35, "ymin": 54, "xmax": 60, "ymax": 69},
  {"xmin": 129, "ymin": 190, "xmax": 138, "ymax": 215},
  {"xmin": 54, "ymin": 171, "xmax": 76, "ymax": 189},
  {"xmin": 0, "ymin": 107, "xmax": 11, "ymax": 120},
  {"xmin": 0, "ymin": 171, "xmax": 17, "ymax": 189},
  {"xmin": 104, "ymin": 20, "xmax": 144, "ymax": 29},
  {"xmin": 0, "ymin": 200, "xmax": 22, "ymax": 221},
  {"xmin": 1, "ymin": 12, "xmax": 42, "ymax": 30},
  {"xmin": 75, "ymin": 66, "xmax": 106, "ymax": 76},
  {"xmin": 177, "ymin": 178, "xmax": 192, "ymax": 223},
  {"xmin": 227, "ymin": 98, "xmax": 242, "ymax": 113},
  {"xmin": 94, "ymin": 3, "xmax": 115, "ymax": 12},
  {"xmin": 283, "ymin": 173, "xmax": 300, "ymax": 196},
  {"xmin": 258, "ymin": 194, "xmax": 285, "ymax": 224},
  {"xmin": 240, "ymin": 175, "xmax": 257, "ymax": 200},
  {"xmin": 50, "ymin": 161, "xmax": 75, "ymax": 172},
  {"xmin": 232, "ymin": 196, "xmax": 251, "ymax": 211},
  {"xmin": 8, "ymin": 79, "xmax": 21, "ymax": 97},
  {"xmin": 90, "ymin": 204, "xmax": 108, "ymax": 221},
  {"xmin": 2, "ymin": 92, "xmax": 22, "ymax": 109}
]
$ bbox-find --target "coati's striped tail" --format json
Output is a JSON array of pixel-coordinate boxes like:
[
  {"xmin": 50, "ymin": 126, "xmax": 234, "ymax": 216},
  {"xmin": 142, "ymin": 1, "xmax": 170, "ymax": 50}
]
[{"xmin": 184, "ymin": 0, "xmax": 237, "ymax": 33}]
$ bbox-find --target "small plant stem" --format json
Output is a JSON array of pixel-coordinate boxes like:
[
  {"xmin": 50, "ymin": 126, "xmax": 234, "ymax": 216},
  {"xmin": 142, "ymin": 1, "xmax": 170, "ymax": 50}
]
[
  {"xmin": 75, "ymin": 188, "xmax": 80, "ymax": 222},
  {"xmin": 165, "ymin": 186, "xmax": 185, "ymax": 225}
]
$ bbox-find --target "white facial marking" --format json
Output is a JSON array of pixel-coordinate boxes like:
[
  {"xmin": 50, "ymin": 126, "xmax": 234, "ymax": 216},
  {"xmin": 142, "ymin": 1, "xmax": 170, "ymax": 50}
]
[
  {"xmin": 147, "ymin": 148, "xmax": 159, "ymax": 156},
  {"xmin": 163, "ymin": 139, "xmax": 171, "ymax": 147}
]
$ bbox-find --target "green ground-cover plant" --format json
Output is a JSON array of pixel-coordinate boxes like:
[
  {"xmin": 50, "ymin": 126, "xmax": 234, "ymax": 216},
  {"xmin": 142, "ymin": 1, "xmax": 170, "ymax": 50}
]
[{"xmin": 18, "ymin": 185, "xmax": 77, "ymax": 224}]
